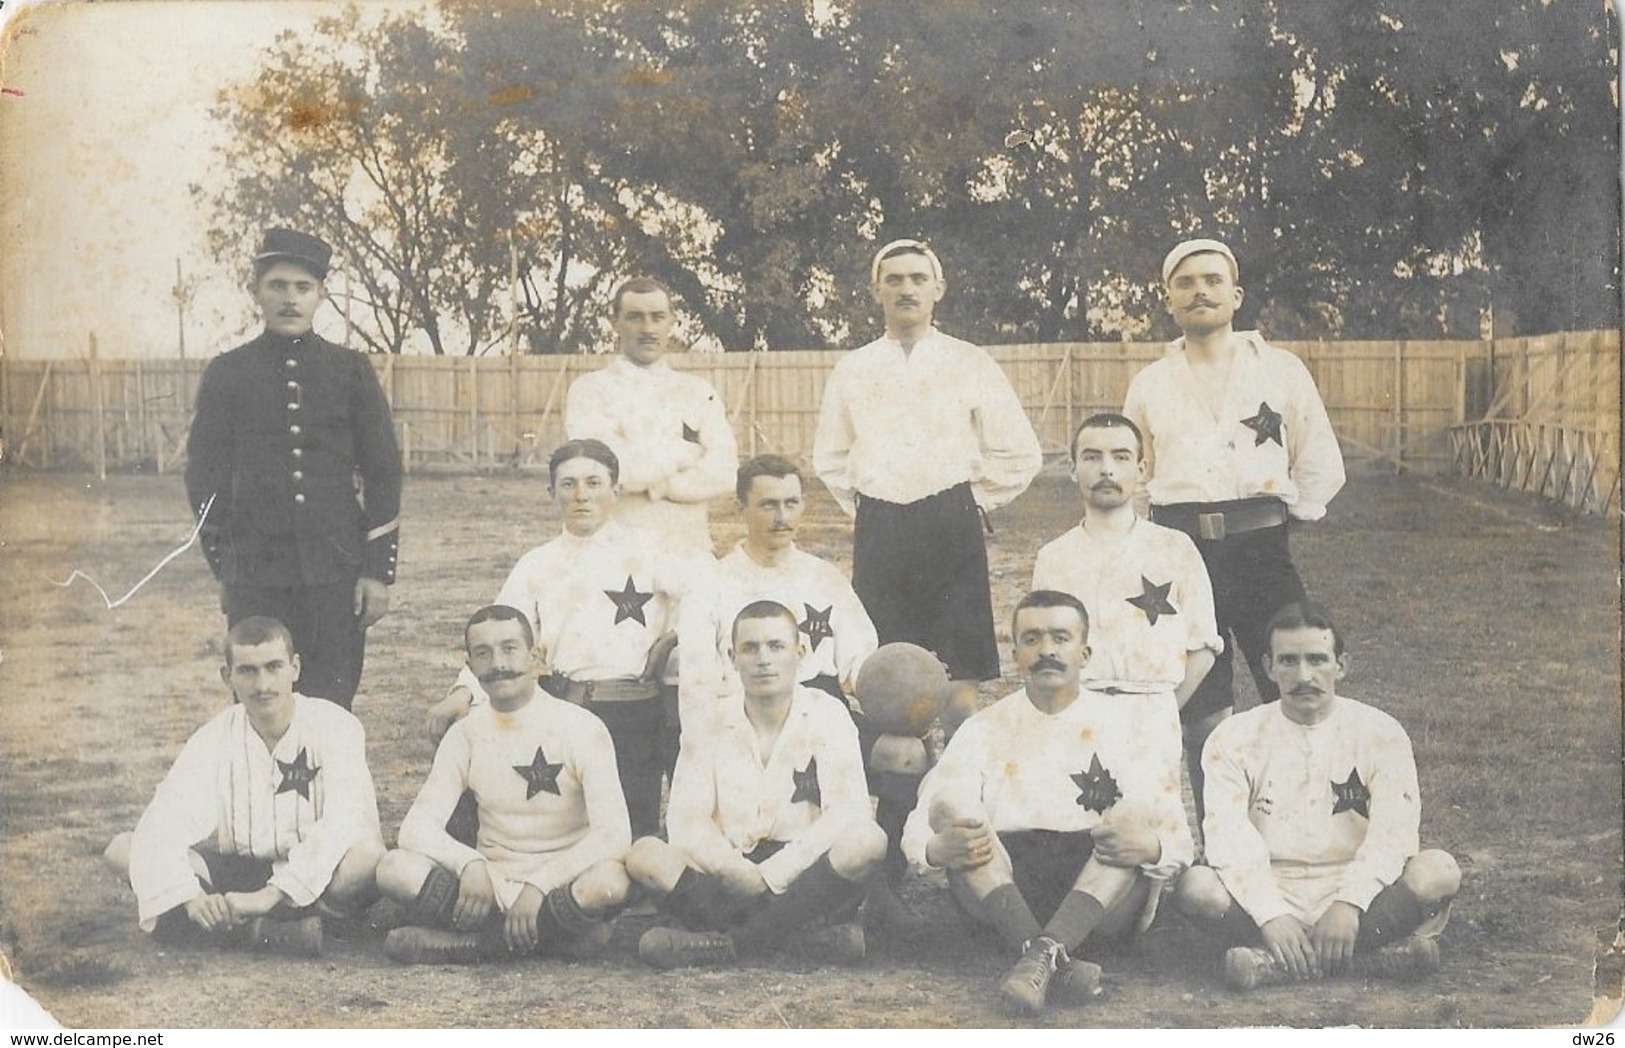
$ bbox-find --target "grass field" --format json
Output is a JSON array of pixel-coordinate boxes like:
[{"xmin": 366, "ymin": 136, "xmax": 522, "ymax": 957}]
[{"xmin": 0, "ymin": 463, "xmax": 1618, "ymax": 1028}]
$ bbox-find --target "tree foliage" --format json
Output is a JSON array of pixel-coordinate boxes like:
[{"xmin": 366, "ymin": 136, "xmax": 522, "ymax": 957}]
[{"xmin": 196, "ymin": 0, "xmax": 1619, "ymax": 353}]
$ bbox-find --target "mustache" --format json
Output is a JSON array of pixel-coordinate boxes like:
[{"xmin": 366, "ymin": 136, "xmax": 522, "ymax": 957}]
[
  {"xmin": 1289, "ymin": 685, "xmax": 1321, "ymax": 696},
  {"xmin": 478, "ymin": 669, "xmax": 526, "ymax": 685},
  {"xmin": 1030, "ymin": 657, "xmax": 1069, "ymax": 674},
  {"xmin": 1091, "ymin": 481, "xmax": 1121, "ymax": 492}
]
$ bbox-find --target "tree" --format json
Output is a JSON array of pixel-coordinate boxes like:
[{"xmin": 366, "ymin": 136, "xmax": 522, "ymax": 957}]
[{"xmin": 201, "ymin": 0, "xmax": 1616, "ymax": 350}]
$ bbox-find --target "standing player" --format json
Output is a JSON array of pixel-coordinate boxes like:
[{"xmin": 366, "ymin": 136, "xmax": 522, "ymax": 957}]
[
  {"xmin": 563, "ymin": 277, "xmax": 738, "ymax": 558},
  {"xmin": 814, "ymin": 239, "xmax": 1042, "ymax": 735},
  {"xmin": 185, "ymin": 228, "xmax": 402, "ymax": 710},
  {"xmin": 1175, "ymin": 602, "xmax": 1460, "ymax": 989},
  {"xmin": 426, "ymin": 439, "xmax": 688, "ymax": 839},
  {"xmin": 902, "ymin": 591, "xmax": 1193, "ymax": 1015},
  {"xmin": 1032, "ymin": 412, "xmax": 1221, "ymax": 799},
  {"xmin": 379, "ymin": 605, "xmax": 631, "ymax": 964},
  {"xmin": 104, "ymin": 617, "xmax": 385, "ymax": 955},
  {"xmin": 626, "ymin": 601, "xmax": 887, "ymax": 969},
  {"xmin": 1123, "ymin": 238, "xmax": 1344, "ymax": 803}
]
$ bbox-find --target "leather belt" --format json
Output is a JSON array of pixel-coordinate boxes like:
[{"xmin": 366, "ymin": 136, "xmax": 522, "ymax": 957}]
[
  {"xmin": 546, "ymin": 676, "xmax": 661, "ymax": 705},
  {"xmin": 1152, "ymin": 497, "xmax": 1288, "ymax": 542}
]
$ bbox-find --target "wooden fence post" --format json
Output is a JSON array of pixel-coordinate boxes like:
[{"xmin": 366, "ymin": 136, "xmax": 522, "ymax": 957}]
[{"xmin": 89, "ymin": 333, "xmax": 107, "ymax": 480}]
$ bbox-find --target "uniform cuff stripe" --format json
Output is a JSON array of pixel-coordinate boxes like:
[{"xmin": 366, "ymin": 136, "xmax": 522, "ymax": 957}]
[{"xmin": 366, "ymin": 519, "xmax": 400, "ymax": 542}]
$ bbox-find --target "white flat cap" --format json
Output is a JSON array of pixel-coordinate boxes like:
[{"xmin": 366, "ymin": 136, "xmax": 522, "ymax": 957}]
[
  {"xmin": 1162, "ymin": 238, "xmax": 1238, "ymax": 284},
  {"xmin": 871, "ymin": 239, "xmax": 944, "ymax": 284}
]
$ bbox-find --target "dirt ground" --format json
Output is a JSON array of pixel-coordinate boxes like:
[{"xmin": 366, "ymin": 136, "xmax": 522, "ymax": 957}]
[{"xmin": 0, "ymin": 463, "xmax": 1619, "ymax": 1029}]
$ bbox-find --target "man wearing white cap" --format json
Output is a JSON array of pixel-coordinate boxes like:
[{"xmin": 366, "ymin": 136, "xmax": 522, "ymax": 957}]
[
  {"xmin": 1122, "ymin": 239, "xmax": 1344, "ymax": 811},
  {"xmin": 814, "ymin": 240, "xmax": 1043, "ymax": 736}
]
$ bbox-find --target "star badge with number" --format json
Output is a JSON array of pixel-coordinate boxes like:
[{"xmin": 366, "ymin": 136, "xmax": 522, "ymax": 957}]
[
  {"xmin": 605, "ymin": 576, "xmax": 654, "ymax": 626},
  {"xmin": 799, "ymin": 604, "xmax": 834, "ymax": 651},
  {"xmin": 1240, "ymin": 401, "xmax": 1284, "ymax": 446},
  {"xmin": 1331, "ymin": 768, "xmax": 1371, "ymax": 818},
  {"xmin": 1071, "ymin": 754, "xmax": 1122, "ymax": 814},
  {"xmin": 791, "ymin": 757, "xmax": 821, "ymax": 806},
  {"xmin": 1126, "ymin": 576, "xmax": 1177, "ymax": 626},
  {"xmin": 514, "ymin": 746, "xmax": 564, "ymax": 799},
  {"xmin": 275, "ymin": 748, "xmax": 320, "ymax": 800}
]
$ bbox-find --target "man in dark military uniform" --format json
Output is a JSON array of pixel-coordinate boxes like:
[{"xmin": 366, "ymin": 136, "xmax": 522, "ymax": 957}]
[{"xmin": 185, "ymin": 228, "xmax": 402, "ymax": 710}]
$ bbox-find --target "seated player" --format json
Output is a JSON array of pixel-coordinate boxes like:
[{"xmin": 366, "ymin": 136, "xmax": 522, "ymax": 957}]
[
  {"xmin": 426, "ymin": 439, "xmax": 691, "ymax": 839},
  {"xmin": 1175, "ymin": 601, "xmax": 1461, "ymax": 990},
  {"xmin": 104, "ymin": 617, "xmax": 384, "ymax": 956},
  {"xmin": 902, "ymin": 590, "xmax": 1194, "ymax": 1015},
  {"xmin": 379, "ymin": 605, "xmax": 631, "ymax": 963},
  {"xmin": 627, "ymin": 600, "xmax": 887, "ymax": 969},
  {"xmin": 677, "ymin": 453, "xmax": 926, "ymax": 932}
]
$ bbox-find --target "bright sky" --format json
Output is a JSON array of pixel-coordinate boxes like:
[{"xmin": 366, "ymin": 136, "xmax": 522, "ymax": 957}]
[{"xmin": 0, "ymin": 0, "xmax": 388, "ymax": 360}]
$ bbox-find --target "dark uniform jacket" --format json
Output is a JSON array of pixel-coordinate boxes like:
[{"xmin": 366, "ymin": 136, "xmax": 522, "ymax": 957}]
[{"xmin": 184, "ymin": 331, "xmax": 402, "ymax": 588}]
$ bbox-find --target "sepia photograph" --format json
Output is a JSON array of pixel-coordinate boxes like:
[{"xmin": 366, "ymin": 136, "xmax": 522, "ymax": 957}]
[{"xmin": 0, "ymin": 0, "xmax": 1619, "ymax": 1031}]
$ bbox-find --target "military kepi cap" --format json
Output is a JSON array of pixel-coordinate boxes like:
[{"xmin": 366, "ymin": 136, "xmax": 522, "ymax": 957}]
[
  {"xmin": 1162, "ymin": 238, "xmax": 1238, "ymax": 284},
  {"xmin": 255, "ymin": 228, "xmax": 333, "ymax": 279}
]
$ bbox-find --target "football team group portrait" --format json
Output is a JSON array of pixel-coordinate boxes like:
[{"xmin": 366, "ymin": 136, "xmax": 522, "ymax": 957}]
[{"xmin": 0, "ymin": 1, "xmax": 1618, "ymax": 1033}]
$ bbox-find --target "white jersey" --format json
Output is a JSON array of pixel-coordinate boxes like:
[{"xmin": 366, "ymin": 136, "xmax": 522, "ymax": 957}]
[
  {"xmin": 813, "ymin": 328, "xmax": 1041, "ymax": 515},
  {"xmin": 902, "ymin": 685, "xmax": 1192, "ymax": 882},
  {"xmin": 678, "ymin": 543, "xmax": 877, "ymax": 725},
  {"xmin": 398, "ymin": 690, "xmax": 630, "ymax": 907},
  {"xmin": 564, "ymin": 357, "xmax": 737, "ymax": 556},
  {"xmin": 1122, "ymin": 331, "xmax": 1345, "ymax": 521},
  {"xmin": 666, "ymin": 686, "xmax": 873, "ymax": 894},
  {"xmin": 128, "ymin": 695, "xmax": 380, "ymax": 930},
  {"xmin": 1200, "ymin": 697, "xmax": 1422, "ymax": 925},
  {"xmin": 1032, "ymin": 517, "xmax": 1221, "ymax": 694},
  {"xmin": 456, "ymin": 520, "xmax": 692, "ymax": 703}
]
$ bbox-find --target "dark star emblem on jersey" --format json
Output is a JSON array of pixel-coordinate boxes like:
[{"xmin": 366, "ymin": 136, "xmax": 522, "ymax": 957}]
[
  {"xmin": 791, "ymin": 757, "xmax": 821, "ymax": 807},
  {"xmin": 799, "ymin": 604, "xmax": 834, "ymax": 651},
  {"xmin": 514, "ymin": 746, "xmax": 564, "ymax": 800},
  {"xmin": 682, "ymin": 421, "xmax": 702, "ymax": 444},
  {"xmin": 275, "ymin": 748, "xmax": 320, "ymax": 800},
  {"xmin": 1126, "ymin": 576, "xmax": 1177, "ymax": 626},
  {"xmin": 605, "ymin": 576, "xmax": 654, "ymax": 626},
  {"xmin": 1071, "ymin": 754, "xmax": 1122, "ymax": 814},
  {"xmin": 1330, "ymin": 768, "xmax": 1371, "ymax": 818},
  {"xmin": 1240, "ymin": 401, "xmax": 1285, "ymax": 446}
]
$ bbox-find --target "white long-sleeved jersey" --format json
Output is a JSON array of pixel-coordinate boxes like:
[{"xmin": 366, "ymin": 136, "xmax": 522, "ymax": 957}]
[
  {"xmin": 902, "ymin": 685, "xmax": 1193, "ymax": 882},
  {"xmin": 666, "ymin": 686, "xmax": 874, "ymax": 895},
  {"xmin": 128, "ymin": 695, "xmax": 380, "ymax": 930},
  {"xmin": 398, "ymin": 690, "xmax": 631, "ymax": 905},
  {"xmin": 1200, "ymin": 696, "xmax": 1422, "ymax": 926}
]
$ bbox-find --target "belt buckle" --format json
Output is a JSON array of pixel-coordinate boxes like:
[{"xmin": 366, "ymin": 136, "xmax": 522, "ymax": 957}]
[{"xmin": 1197, "ymin": 512, "xmax": 1227, "ymax": 541}]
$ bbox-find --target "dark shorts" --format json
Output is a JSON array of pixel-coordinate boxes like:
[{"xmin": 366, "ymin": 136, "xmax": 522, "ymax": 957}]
[
  {"xmin": 674, "ymin": 841, "xmax": 787, "ymax": 931},
  {"xmin": 1001, "ymin": 829, "xmax": 1097, "ymax": 926},
  {"xmin": 199, "ymin": 851, "xmax": 276, "ymax": 894},
  {"xmin": 150, "ymin": 851, "xmax": 275, "ymax": 943},
  {"xmin": 1149, "ymin": 507, "xmax": 1306, "ymax": 723},
  {"xmin": 852, "ymin": 483, "xmax": 999, "ymax": 682}
]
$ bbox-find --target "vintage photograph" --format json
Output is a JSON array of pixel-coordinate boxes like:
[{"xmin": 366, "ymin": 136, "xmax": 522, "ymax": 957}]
[{"xmin": 0, "ymin": 0, "xmax": 1619, "ymax": 1030}]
